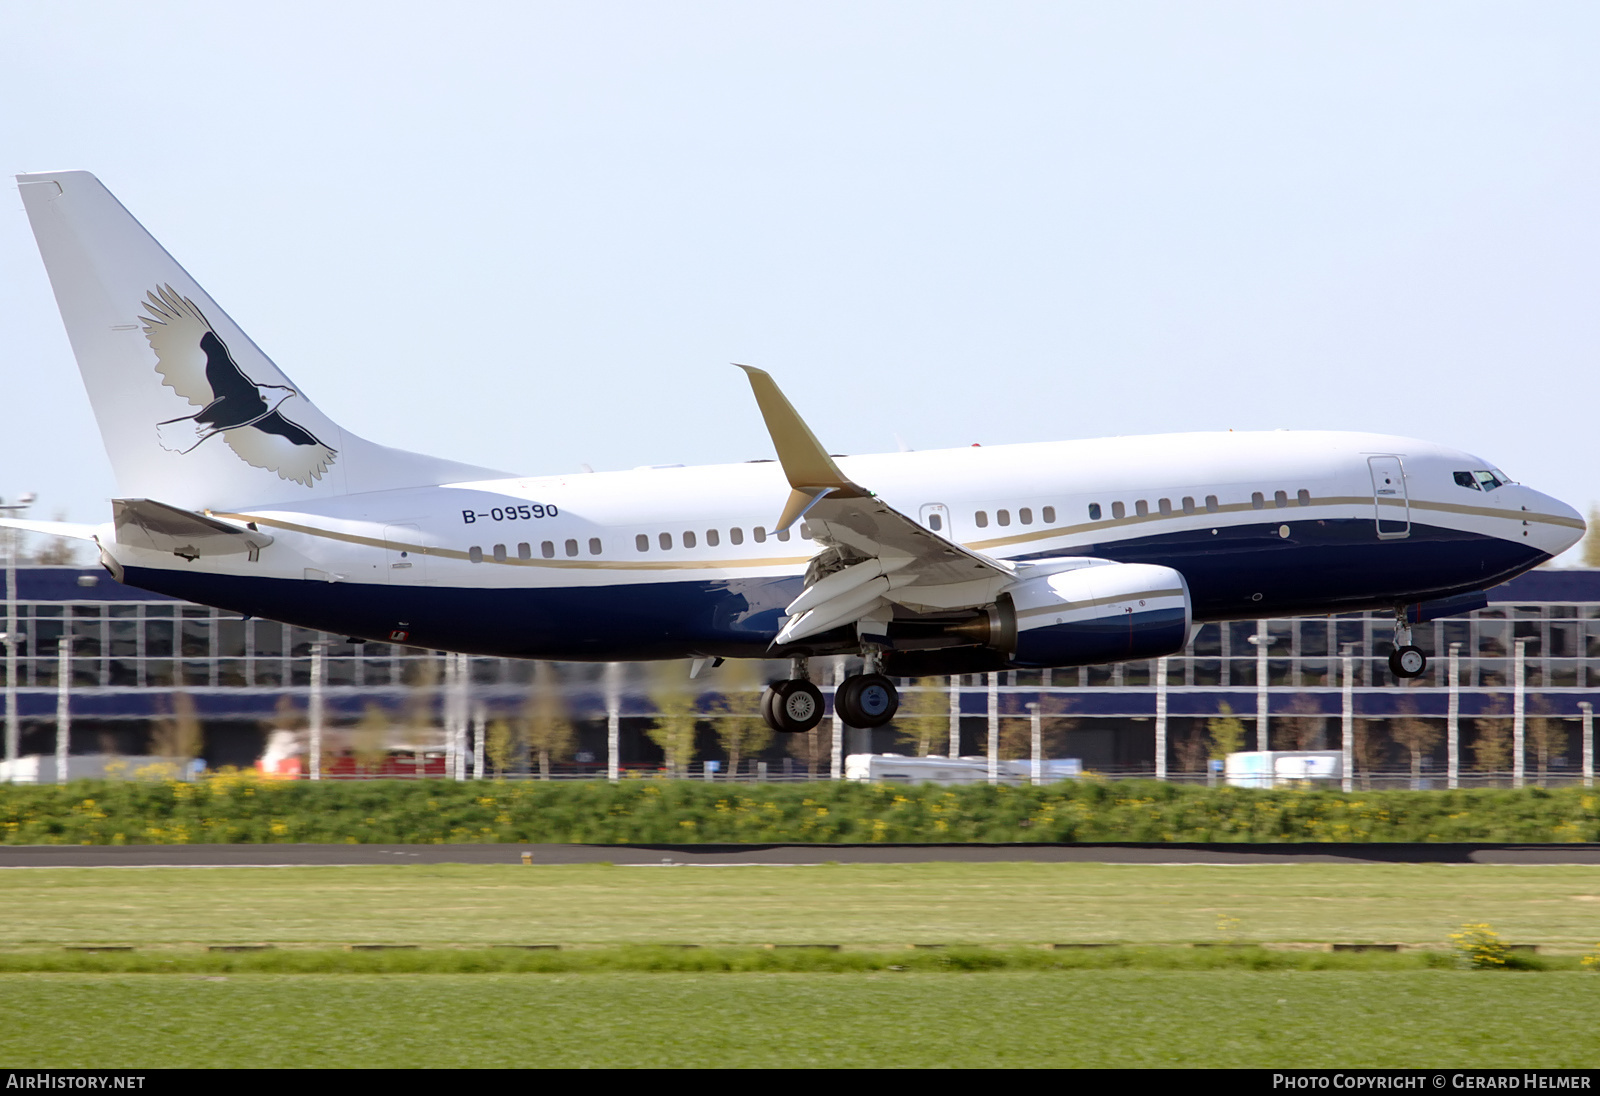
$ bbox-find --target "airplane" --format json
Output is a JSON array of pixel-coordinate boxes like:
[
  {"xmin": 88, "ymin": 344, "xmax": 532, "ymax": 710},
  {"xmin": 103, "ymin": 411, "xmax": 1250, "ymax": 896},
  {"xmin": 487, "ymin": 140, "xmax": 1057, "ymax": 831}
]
[{"xmin": 8, "ymin": 170, "xmax": 1586, "ymax": 734}]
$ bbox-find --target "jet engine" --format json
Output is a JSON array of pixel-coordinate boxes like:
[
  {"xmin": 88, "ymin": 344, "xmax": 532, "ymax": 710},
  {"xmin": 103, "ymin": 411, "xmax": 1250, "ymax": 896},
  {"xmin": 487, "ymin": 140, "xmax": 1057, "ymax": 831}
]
[{"xmin": 1003, "ymin": 560, "xmax": 1192, "ymax": 668}]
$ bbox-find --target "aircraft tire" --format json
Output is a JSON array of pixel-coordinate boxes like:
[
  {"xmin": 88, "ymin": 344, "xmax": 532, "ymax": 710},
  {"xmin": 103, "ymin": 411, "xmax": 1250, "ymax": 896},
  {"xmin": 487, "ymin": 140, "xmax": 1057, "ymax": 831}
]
[
  {"xmin": 835, "ymin": 673, "xmax": 899, "ymax": 729},
  {"xmin": 1388, "ymin": 646, "xmax": 1427, "ymax": 678},
  {"xmin": 764, "ymin": 680, "xmax": 825, "ymax": 733}
]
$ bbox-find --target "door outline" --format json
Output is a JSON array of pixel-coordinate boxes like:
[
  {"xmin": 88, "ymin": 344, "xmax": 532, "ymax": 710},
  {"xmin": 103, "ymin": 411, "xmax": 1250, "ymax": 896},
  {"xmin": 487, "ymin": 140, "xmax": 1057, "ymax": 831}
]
[
  {"xmin": 384, "ymin": 523, "xmax": 428, "ymax": 583},
  {"xmin": 1367, "ymin": 456, "xmax": 1410, "ymax": 540},
  {"xmin": 919, "ymin": 503, "xmax": 952, "ymax": 537}
]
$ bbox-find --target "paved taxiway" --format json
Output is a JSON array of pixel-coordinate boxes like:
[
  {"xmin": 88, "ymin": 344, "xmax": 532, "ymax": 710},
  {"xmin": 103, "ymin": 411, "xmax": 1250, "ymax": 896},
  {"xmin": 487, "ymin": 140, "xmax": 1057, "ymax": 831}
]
[{"xmin": 2, "ymin": 843, "xmax": 1598, "ymax": 867}]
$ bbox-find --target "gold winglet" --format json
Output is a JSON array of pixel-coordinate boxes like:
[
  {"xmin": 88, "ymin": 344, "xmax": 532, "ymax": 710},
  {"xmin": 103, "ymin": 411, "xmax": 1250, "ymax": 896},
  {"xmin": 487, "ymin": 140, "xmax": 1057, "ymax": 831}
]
[{"xmin": 735, "ymin": 364, "xmax": 868, "ymax": 529}]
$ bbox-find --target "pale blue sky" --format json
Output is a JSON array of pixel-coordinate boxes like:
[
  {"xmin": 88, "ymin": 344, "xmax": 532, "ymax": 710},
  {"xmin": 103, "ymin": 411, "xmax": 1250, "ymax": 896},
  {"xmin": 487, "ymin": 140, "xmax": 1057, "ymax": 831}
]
[{"xmin": 2, "ymin": 2, "xmax": 1596, "ymax": 558}]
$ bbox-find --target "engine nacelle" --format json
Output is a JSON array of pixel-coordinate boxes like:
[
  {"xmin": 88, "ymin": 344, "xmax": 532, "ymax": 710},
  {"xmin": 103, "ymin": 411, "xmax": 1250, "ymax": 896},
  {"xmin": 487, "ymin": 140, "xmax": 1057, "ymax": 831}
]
[{"xmin": 1004, "ymin": 560, "xmax": 1192, "ymax": 668}]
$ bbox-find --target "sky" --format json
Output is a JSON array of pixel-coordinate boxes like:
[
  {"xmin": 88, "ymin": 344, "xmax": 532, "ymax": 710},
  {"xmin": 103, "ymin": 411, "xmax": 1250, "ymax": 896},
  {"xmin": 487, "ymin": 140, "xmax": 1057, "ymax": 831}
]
[{"xmin": 2, "ymin": 2, "xmax": 1596, "ymax": 560}]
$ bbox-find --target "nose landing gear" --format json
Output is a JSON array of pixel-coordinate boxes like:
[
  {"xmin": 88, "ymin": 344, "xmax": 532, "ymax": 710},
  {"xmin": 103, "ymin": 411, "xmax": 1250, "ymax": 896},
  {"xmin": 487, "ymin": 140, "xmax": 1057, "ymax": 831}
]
[{"xmin": 1388, "ymin": 608, "xmax": 1428, "ymax": 679}]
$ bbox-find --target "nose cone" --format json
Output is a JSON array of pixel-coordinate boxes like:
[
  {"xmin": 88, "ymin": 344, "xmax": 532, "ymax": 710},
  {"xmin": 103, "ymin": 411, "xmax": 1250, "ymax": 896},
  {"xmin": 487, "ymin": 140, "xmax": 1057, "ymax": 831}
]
[{"xmin": 1525, "ymin": 488, "xmax": 1586, "ymax": 557}]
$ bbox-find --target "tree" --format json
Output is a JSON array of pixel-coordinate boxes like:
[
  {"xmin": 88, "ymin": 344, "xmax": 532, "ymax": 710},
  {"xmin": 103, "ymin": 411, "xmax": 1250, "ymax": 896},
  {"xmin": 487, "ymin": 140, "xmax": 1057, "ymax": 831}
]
[
  {"xmin": 646, "ymin": 662, "xmax": 700, "ymax": 776},
  {"xmin": 150, "ymin": 690, "xmax": 203, "ymax": 767},
  {"xmin": 1276, "ymin": 693, "xmax": 1326, "ymax": 751},
  {"xmin": 1389, "ymin": 700, "xmax": 1440, "ymax": 789},
  {"xmin": 1207, "ymin": 702, "xmax": 1246, "ymax": 760},
  {"xmin": 485, "ymin": 718, "xmax": 517, "ymax": 777},
  {"xmin": 1526, "ymin": 698, "xmax": 1565, "ymax": 786},
  {"xmin": 523, "ymin": 662, "xmax": 575, "ymax": 779},
  {"xmin": 1175, "ymin": 721, "xmax": 1210, "ymax": 773},
  {"xmin": 707, "ymin": 661, "xmax": 771, "ymax": 778},
  {"xmin": 890, "ymin": 678, "xmax": 950, "ymax": 757},
  {"xmin": 999, "ymin": 692, "xmax": 1075, "ymax": 761},
  {"xmin": 1472, "ymin": 698, "xmax": 1511, "ymax": 782},
  {"xmin": 1585, "ymin": 505, "xmax": 1600, "ymax": 568},
  {"xmin": 1352, "ymin": 719, "xmax": 1389, "ymax": 791},
  {"xmin": 352, "ymin": 703, "xmax": 392, "ymax": 771}
]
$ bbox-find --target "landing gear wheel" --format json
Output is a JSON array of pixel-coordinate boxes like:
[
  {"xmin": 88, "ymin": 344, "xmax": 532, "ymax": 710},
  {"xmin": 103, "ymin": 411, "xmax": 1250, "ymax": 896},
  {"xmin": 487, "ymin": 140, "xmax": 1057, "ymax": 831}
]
[
  {"xmin": 1389, "ymin": 646, "xmax": 1427, "ymax": 679},
  {"xmin": 762, "ymin": 680, "xmax": 826, "ymax": 733},
  {"xmin": 835, "ymin": 673, "xmax": 900, "ymax": 729}
]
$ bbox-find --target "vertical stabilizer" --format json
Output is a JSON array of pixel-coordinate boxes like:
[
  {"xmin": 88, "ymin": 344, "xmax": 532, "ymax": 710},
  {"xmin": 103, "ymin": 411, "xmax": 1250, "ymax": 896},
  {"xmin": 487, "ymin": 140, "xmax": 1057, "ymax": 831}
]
[{"xmin": 17, "ymin": 171, "xmax": 507, "ymax": 510}]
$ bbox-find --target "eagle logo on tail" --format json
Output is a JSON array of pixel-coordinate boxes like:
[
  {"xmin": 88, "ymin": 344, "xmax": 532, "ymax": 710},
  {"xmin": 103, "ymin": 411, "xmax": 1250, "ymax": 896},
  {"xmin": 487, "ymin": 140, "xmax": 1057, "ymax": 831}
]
[{"xmin": 140, "ymin": 285, "xmax": 337, "ymax": 486}]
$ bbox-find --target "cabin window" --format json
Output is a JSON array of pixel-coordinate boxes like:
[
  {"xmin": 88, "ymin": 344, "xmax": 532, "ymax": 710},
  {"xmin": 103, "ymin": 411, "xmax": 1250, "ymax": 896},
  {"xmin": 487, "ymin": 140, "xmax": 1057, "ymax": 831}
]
[
  {"xmin": 1135, "ymin": 500, "xmax": 1148, "ymax": 517},
  {"xmin": 1111, "ymin": 501, "xmax": 1126, "ymax": 519},
  {"xmin": 1088, "ymin": 503, "xmax": 1101, "ymax": 521},
  {"xmin": 683, "ymin": 531, "xmax": 697, "ymax": 549},
  {"xmin": 492, "ymin": 544, "xmax": 507, "ymax": 563},
  {"xmin": 776, "ymin": 528, "xmax": 791, "ymax": 542},
  {"xmin": 927, "ymin": 513, "xmax": 943, "ymax": 531},
  {"xmin": 1158, "ymin": 498, "xmax": 1171, "ymax": 516},
  {"xmin": 1043, "ymin": 506, "xmax": 1056, "ymax": 523},
  {"xmin": 975, "ymin": 511, "xmax": 989, "ymax": 528},
  {"xmin": 1297, "ymin": 489, "xmax": 1311, "ymax": 506},
  {"xmin": 635, "ymin": 534, "xmax": 649, "ymax": 553},
  {"xmin": 541, "ymin": 541, "xmax": 555, "ymax": 559},
  {"xmin": 1182, "ymin": 497, "xmax": 1195, "ymax": 515},
  {"xmin": 754, "ymin": 527, "xmax": 767, "ymax": 543},
  {"xmin": 1019, "ymin": 508, "xmax": 1033, "ymax": 525},
  {"xmin": 730, "ymin": 528, "xmax": 744, "ymax": 545},
  {"xmin": 799, "ymin": 523, "xmax": 813, "ymax": 540},
  {"xmin": 659, "ymin": 532, "xmax": 673, "ymax": 550},
  {"xmin": 518, "ymin": 542, "xmax": 532, "ymax": 560},
  {"xmin": 589, "ymin": 538, "xmax": 602, "ymax": 555},
  {"xmin": 468, "ymin": 546, "xmax": 483, "ymax": 564},
  {"xmin": 997, "ymin": 509, "xmax": 1011, "ymax": 527},
  {"xmin": 1205, "ymin": 495, "xmax": 1219, "ymax": 513},
  {"xmin": 1251, "ymin": 492, "xmax": 1265, "ymax": 510},
  {"xmin": 1274, "ymin": 490, "xmax": 1288, "ymax": 508},
  {"xmin": 564, "ymin": 539, "xmax": 579, "ymax": 557},
  {"xmin": 706, "ymin": 529, "xmax": 720, "ymax": 547}
]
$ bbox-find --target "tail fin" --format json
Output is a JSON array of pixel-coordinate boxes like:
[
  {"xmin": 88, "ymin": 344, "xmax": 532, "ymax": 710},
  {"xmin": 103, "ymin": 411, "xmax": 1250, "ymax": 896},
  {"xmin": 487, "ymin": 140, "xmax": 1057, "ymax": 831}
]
[{"xmin": 17, "ymin": 171, "xmax": 506, "ymax": 510}]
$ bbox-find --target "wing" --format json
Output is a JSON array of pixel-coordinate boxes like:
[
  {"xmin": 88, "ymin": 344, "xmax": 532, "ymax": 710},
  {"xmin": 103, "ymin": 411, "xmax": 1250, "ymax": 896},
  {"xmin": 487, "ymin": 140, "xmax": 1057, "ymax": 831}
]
[
  {"xmin": 737, "ymin": 365, "xmax": 1013, "ymax": 645},
  {"xmin": 141, "ymin": 284, "xmax": 228, "ymax": 407},
  {"xmin": 224, "ymin": 410, "xmax": 337, "ymax": 486}
]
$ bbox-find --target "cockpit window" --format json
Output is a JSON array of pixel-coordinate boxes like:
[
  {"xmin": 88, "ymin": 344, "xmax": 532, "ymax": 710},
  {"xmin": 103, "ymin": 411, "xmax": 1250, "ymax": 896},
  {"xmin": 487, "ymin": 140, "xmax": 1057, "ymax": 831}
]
[{"xmin": 1455, "ymin": 469, "xmax": 1509, "ymax": 492}]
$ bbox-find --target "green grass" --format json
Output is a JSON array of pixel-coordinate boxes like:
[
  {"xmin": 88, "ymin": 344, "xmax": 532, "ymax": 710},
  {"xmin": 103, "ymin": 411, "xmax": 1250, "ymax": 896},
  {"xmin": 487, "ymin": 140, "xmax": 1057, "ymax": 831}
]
[
  {"xmin": 5, "ymin": 862, "xmax": 1598, "ymax": 1068},
  {"xmin": 4, "ymin": 971, "xmax": 1598, "ymax": 1068},
  {"xmin": 4, "ymin": 862, "xmax": 1600, "ymax": 948}
]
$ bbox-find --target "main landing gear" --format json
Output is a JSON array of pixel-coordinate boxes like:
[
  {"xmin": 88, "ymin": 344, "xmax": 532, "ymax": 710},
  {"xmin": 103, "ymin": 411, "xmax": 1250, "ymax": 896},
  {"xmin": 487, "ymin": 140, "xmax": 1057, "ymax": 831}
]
[
  {"xmin": 1388, "ymin": 609, "xmax": 1427, "ymax": 679},
  {"xmin": 760, "ymin": 657, "xmax": 901, "ymax": 733}
]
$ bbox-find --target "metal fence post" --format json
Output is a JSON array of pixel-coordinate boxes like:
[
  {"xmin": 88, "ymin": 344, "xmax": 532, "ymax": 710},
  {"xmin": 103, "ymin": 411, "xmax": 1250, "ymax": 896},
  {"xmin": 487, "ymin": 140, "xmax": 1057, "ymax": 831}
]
[
  {"xmin": 55, "ymin": 636, "xmax": 71, "ymax": 784},
  {"xmin": 309, "ymin": 640, "xmax": 325, "ymax": 781},
  {"xmin": 1341, "ymin": 646, "xmax": 1354, "ymax": 793},
  {"xmin": 1155, "ymin": 655, "xmax": 1169, "ymax": 782},
  {"xmin": 605, "ymin": 661, "xmax": 621, "ymax": 782},
  {"xmin": 1447, "ymin": 642, "xmax": 1461, "ymax": 790},
  {"xmin": 1513, "ymin": 637, "xmax": 1527, "ymax": 789}
]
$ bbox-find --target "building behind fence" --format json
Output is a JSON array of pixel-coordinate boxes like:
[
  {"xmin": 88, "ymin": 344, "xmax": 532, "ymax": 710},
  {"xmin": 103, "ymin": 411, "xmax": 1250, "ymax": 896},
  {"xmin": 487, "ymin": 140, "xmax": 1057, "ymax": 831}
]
[{"xmin": 2, "ymin": 566, "xmax": 1597, "ymax": 785}]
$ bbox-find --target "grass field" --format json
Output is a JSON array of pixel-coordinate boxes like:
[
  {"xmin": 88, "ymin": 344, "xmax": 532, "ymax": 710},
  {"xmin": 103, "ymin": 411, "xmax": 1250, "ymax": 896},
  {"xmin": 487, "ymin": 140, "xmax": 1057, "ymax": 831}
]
[
  {"xmin": 3, "ymin": 862, "xmax": 1598, "ymax": 948},
  {"xmin": 4, "ymin": 861, "xmax": 1598, "ymax": 1068},
  {"xmin": 4, "ymin": 971, "xmax": 1599, "ymax": 1068}
]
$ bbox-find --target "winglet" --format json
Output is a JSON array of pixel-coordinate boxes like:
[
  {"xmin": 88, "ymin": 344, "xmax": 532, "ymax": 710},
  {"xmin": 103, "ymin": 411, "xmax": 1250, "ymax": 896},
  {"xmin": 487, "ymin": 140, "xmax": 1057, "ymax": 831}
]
[{"xmin": 735, "ymin": 364, "xmax": 868, "ymax": 530}]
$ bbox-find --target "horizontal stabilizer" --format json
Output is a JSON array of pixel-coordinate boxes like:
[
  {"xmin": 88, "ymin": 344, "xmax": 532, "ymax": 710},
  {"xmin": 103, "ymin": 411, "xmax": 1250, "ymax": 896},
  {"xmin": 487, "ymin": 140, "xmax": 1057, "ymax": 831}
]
[
  {"xmin": 0, "ymin": 518, "xmax": 100, "ymax": 542},
  {"xmin": 112, "ymin": 498, "xmax": 273, "ymax": 562}
]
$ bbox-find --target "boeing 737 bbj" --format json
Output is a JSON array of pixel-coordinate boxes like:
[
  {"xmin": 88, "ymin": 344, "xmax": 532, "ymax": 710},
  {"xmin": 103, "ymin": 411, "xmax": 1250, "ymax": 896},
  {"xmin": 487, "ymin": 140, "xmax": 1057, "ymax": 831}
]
[{"xmin": 9, "ymin": 171, "xmax": 1585, "ymax": 733}]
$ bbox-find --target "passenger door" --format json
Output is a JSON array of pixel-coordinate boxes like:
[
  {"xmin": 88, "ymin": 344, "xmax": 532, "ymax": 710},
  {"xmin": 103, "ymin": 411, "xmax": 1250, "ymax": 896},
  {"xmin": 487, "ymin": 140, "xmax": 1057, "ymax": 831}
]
[
  {"xmin": 1368, "ymin": 457, "xmax": 1410, "ymax": 540},
  {"xmin": 384, "ymin": 524, "xmax": 428, "ymax": 583}
]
